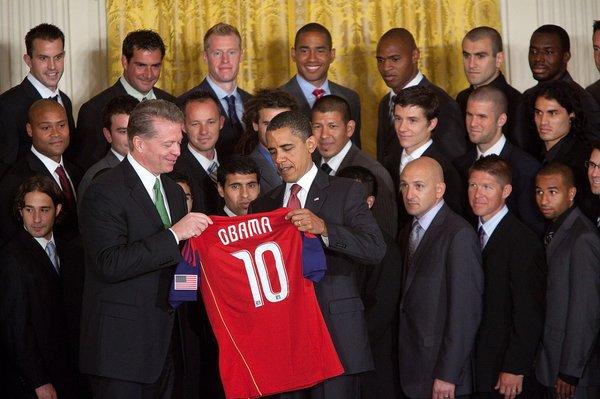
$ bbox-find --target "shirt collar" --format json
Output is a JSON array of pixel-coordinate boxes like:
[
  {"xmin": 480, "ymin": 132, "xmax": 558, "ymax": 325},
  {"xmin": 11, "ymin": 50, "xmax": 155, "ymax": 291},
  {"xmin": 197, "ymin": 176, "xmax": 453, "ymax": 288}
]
[
  {"xmin": 27, "ymin": 73, "xmax": 61, "ymax": 100},
  {"xmin": 31, "ymin": 145, "xmax": 63, "ymax": 173},
  {"xmin": 296, "ymin": 74, "xmax": 331, "ymax": 106},
  {"xmin": 284, "ymin": 163, "xmax": 318, "ymax": 207},
  {"xmin": 415, "ymin": 199, "xmax": 445, "ymax": 232},
  {"xmin": 477, "ymin": 135, "xmax": 507, "ymax": 158},
  {"xmin": 390, "ymin": 71, "xmax": 424, "ymax": 101},
  {"xmin": 206, "ymin": 75, "xmax": 238, "ymax": 98},
  {"xmin": 119, "ymin": 76, "xmax": 156, "ymax": 101},
  {"xmin": 188, "ymin": 144, "xmax": 219, "ymax": 172},
  {"xmin": 127, "ymin": 153, "xmax": 160, "ymax": 196},
  {"xmin": 478, "ymin": 205, "xmax": 509, "ymax": 238},
  {"xmin": 400, "ymin": 139, "xmax": 433, "ymax": 173},
  {"xmin": 111, "ymin": 148, "xmax": 125, "ymax": 162},
  {"xmin": 321, "ymin": 140, "xmax": 352, "ymax": 174},
  {"xmin": 224, "ymin": 206, "xmax": 237, "ymax": 217},
  {"xmin": 32, "ymin": 231, "xmax": 55, "ymax": 251}
]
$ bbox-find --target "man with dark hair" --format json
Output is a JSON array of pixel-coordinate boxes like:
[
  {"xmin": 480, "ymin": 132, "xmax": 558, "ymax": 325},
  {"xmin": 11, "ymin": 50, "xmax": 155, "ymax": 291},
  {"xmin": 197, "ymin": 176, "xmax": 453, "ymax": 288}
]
[
  {"xmin": 457, "ymin": 26, "xmax": 529, "ymax": 150},
  {"xmin": 583, "ymin": 142, "xmax": 600, "ymax": 228},
  {"xmin": 168, "ymin": 171, "xmax": 194, "ymax": 213},
  {"xmin": 375, "ymin": 28, "xmax": 467, "ymax": 164},
  {"xmin": 386, "ymin": 86, "xmax": 464, "ymax": 228},
  {"xmin": 77, "ymin": 95, "xmax": 138, "ymax": 199},
  {"xmin": 251, "ymin": 110, "xmax": 385, "ymax": 398},
  {"xmin": 467, "ymin": 155, "xmax": 545, "ymax": 398},
  {"xmin": 239, "ymin": 88, "xmax": 297, "ymax": 194},
  {"xmin": 79, "ymin": 99, "xmax": 212, "ymax": 399},
  {"xmin": 453, "ymin": 85, "xmax": 545, "ymax": 236},
  {"xmin": 280, "ymin": 23, "xmax": 362, "ymax": 147},
  {"xmin": 173, "ymin": 91, "xmax": 225, "ymax": 214},
  {"xmin": 585, "ymin": 20, "xmax": 600, "ymax": 105},
  {"xmin": 523, "ymin": 24, "xmax": 600, "ymax": 156},
  {"xmin": 178, "ymin": 23, "xmax": 252, "ymax": 159},
  {"xmin": 76, "ymin": 29, "xmax": 175, "ymax": 170},
  {"xmin": 534, "ymin": 162, "xmax": 600, "ymax": 399},
  {"xmin": 337, "ymin": 165, "xmax": 403, "ymax": 399},
  {"xmin": 312, "ymin": 94, "xmax": 397, "ymax": 238},
  {"xmin": 0, "ymin": 23, "xmax": 76, "ymax": 165},
  {"xmin": 216, "ymin": 158, "xmax": 260, "ymax": 216}
]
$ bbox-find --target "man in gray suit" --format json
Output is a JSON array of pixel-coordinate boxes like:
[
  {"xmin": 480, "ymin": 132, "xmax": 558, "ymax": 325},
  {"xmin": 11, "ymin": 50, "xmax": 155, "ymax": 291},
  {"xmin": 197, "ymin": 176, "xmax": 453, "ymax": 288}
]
[
  {"xmin": 280, "ymin": 23, "xmax": 361, "ymax": 147},
  {"xmin": 398, "ymin": 156, "xmax": 483, "ymax": 399},
  {"xmin": 311, "ymin": 94, "xmax": 397, "ymax": 238},
  {"xmin": 534, "ymin": 162, "xmax": 600, "ymax": 399},
  {"xmin": 78, "ymin": 95, "xmax": 138, "ymax": 200}
]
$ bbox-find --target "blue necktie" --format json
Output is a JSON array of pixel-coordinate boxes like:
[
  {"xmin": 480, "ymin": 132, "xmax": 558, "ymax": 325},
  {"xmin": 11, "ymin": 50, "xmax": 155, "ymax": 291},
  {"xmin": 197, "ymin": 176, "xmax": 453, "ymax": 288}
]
[
  {"xmin": 45, "ymin": 241, "xmax": 59, "ymax": 273},
  {"xmin": 225, "ymin": 95, "xmax": 241, "ymax": 127}
]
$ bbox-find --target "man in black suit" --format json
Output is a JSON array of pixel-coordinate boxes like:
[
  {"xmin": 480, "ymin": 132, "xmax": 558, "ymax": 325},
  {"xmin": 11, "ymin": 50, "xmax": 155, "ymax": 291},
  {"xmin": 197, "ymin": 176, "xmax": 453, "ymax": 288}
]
[
  {"xmin": 397, "ymin": 156, "xmax": 483, "ymax": 399},
  {"xmin": 216, "ymin": 158, "xmax": 260, "ymax": 216},
  {"xmin": 311, "ymin": 95, "xmax": 397, "ymax": 238},
  {"xmin": 467, "ymin": 156, "xmax": 545, "ymax": 398},
  {"xmin": 0, "ymin": 23, "xmax": 76, "ymax": 165},
  {"xmin": 453, "ymin": 85, "xmax": 545, "ymax": 236},
  {"xmin": 0, "ymin": 176, "xmax": 79, "ymax": 399},
  {"xmin": 0, "ymin": 99, "xmax": 81, "ymax": 247},
  {"xmin": 173, "ymin": 91, "xmax": 225, "ymax": 215},
  {"xmin": 585, "ymin": 21, "xmax": 600, "ymax": 105},
  {"xmin": 280, "ymin": 23, "xmax": 361, "ymax": 147},
  {"xmin": 534, "ymin": 162, "xmax": 600, "ymax": 399},
  {"xmin": 583, "ymin": 143, "xmax": 600, "ymax": 228},
  {"xmin": 385, "ymin": 86, "xmax": 464, "ymax": 228},
  {"xmin": 523, "ymin": 25, "xmax": 600, "ymax": 156},
  {"xmin": 457, "ymin": 26, "xmax": 529, "ymax": 151},
  {"xmin": 76, "ymin": 30, "xmax": 176, "ymax": 170},
  {"xmin": 178, "ymin": 23, "xmax": 252, "ymax": 159},
  {"xmin": 375, "ymin": 28, "xmax": 467, "ymax": 164},
  {"xmin": 79, "ymin": 99, "xmax": 213, "ymax": 399},
  {"xmin": 78, "ymin": 94, "xmax": 137, "ymax": 201},
  {"xmin": 250, "ymin": 111, "xmax": 386, "ymax": 398},
  {"xmin": 238, "ymin": 88, "xmax": 297, "ymax": 195}
]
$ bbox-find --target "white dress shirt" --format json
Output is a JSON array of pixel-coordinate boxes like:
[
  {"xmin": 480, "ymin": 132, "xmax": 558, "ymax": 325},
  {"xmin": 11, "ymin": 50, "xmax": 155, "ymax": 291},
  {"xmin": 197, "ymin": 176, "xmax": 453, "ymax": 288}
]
[
  {"xmin": 30, "ymin": 145, "xmax": 75, "ymax": 196},
  {"xmin": 120, "ymin": 76, "xmax": 156, "ymax": 101},
  {"xmin": 320, "ymin": 140, "xmax": 352, "ymax": 175},
  {"xmin": 27, "ymin": 73, "xmax": 63, "ymax": 105},
  {"xmin": 400, "ymin": 139, "xmax": 433, "ymax": 173}
]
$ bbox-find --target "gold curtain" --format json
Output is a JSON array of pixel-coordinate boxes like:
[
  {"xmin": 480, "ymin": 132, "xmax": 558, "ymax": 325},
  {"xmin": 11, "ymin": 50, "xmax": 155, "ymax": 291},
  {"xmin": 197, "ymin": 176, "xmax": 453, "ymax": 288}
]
[{"xmin": 106, "ymin": 0, "xmax": 501, "ymax": 155}]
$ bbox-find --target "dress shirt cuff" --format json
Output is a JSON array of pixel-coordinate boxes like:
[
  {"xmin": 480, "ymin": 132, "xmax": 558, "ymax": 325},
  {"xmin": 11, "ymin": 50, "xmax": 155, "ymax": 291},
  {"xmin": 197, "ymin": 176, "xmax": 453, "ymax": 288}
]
[
  {"xmin": 169, "ymin": 228, "xmax": 180, "ymax": 244},
  {"xmin": 558, "ymin": 373, "xmax": 579, "ymax": 386}
]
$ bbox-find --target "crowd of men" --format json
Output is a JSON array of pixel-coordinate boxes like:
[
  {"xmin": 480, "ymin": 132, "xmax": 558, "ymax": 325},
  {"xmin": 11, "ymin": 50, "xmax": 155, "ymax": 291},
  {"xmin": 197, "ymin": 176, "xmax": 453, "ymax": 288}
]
[{"xmin": 0, "ymin": 17, "xmax": 599, "ymax": 399}]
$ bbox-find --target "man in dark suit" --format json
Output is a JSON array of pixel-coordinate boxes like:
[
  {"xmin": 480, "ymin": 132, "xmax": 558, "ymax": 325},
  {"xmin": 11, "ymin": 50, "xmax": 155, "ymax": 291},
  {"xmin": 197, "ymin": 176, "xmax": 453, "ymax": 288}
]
[
  {"xmin": 250, "ymin": 111, "xmax": 386, "ymax": 398},
  {"xmin": 457, "ymin": 26, "xmax": 529, "ymax": 151},
  {"xmin": 467, "ymin": 156, "xmax": 546, "ymax": 398},
  {"xmin": 336, "ymin": 165, "xmax": 403, "ymax": 399},
  {"xmin": 585, "ymin": 21, "xmax": 600, "ymax": 105},
  {"xmin": 583, "ymin": 143, "xmax": 600, "ymax": 228},
  {"xmin": 523, "ymin": 25, "xmax": 600, "ymax": 156},
  {"xmin": 79, "ymin": 100, "xmax": 213, "ymax": 399},
  {"xmin": 0, "ymin": 23, "xmax": 76, "ymax": 165},
  {"xmin": 0, "ymin": 176, "xmax": 79, "ymax": 399},
  {"xmin": 397, "ymin": 156, "xmax": 483, "ymax": 399},
  {"xmin": 0, "ymin": 99, "xmax": 81, "ymax": 247},
  {"xmin": 173, "ymin": 91, "xmax": 225, "ymax": 215},
  {"xmin": 385, "ymin": 86, "xmax": 464, "ymax": 229},
  {"xmin": 238, "ymin": 88, "xmax": 297, "ymax": 195},
  {"xmin": 76, "ymin": 30, "xmax": 176, "ymax": 170},
  {"xmin": 311, "ymin": 94, "xmax": 397, "ymax": 238},
  {"xmin": 178, "ymin": 23, "xmax": 252, "ymax": 159},
  {"xmin": 375, "ymin": 28, "xmax": 467, "ymax": 164},
  {"xmin": 280, "ymin": 23, "xmax": 361, "ymax": 147},
  {"xmin": 216, "ymin": 158, "xmax": 260, "ymax": 216},
  {"xmin": 77, "ymin": 95, "xmax": 137, "ymax": 201},
  {"xmin": 453, "ymin": 85, "xmax": 545, "ymax": 236},
  {"xmin": 534, "ymin": 162, "xmax": 600, "ymax": 399}
]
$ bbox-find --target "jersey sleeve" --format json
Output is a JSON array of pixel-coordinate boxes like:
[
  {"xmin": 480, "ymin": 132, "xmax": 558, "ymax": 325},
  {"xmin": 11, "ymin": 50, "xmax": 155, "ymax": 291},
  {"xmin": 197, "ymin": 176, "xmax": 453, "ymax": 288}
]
[{"xmin": 301, "ymin": 232, "xmax": 327, "ymax": 282}]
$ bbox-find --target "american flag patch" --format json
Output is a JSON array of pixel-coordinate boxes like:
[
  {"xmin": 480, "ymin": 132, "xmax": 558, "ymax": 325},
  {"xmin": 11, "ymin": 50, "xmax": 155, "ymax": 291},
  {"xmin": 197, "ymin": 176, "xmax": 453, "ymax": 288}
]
[{"xmin": 174, "ymin": 274, "xmax": 198, "ymax": 290}]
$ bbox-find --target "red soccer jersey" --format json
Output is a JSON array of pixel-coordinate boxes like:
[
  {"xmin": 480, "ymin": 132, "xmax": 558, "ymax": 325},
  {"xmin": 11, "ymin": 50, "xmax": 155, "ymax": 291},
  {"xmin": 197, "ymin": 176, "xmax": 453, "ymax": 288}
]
[{"xmin": 187, "ymin": 208, "xmax": 343, "ymax": 398}]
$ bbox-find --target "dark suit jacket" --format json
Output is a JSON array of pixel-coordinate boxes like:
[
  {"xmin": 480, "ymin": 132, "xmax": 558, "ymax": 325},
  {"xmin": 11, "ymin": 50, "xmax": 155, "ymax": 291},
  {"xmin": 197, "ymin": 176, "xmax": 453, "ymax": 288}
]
[
  {"xmin": 0, "ymin": 229, "xmax": 78, "ymax": 399},
  {"xmin": 177, "ymin": 78, "xmax": 252, "ymax": 159},
  {"xmin": 280, "ymin": 76, "xmax": 362, "ymax": 148},
  {"xmin": 78, "ymin": 159, "xmax": 188, "ymax": 383},
  {"xmin": 0, "ymin": 151, "xmax": 82, "ymax": 246},
  {"xmin": 75, "ymin": 79, "xmax": 175, "ymax": 170},
  {"xmin": 77, "ymin": 150, "xmax": 121, "ymax": 202},
  {"xmin": 172, "ymin": 145, "xmax": 221, "ymax": 214},
  {"xmin": 316, "ymin": 144, "xmax": 398, "ymax": 239},
  {"xmin": 250, "ymin": 170, "xmax": 386, "ymax": 375},
  {"xmin": 248, "ymin": 145, "xmax": 282, "ymax": 196},
  {"xmin": 376, "ymin": 75, "xmax": 467, "ymax": 163},
  {"xmin": 535, "ymin": 207, "xmax": 600, "ymax": 387},
  {"xmin": 0, "ymin": 77, "xmax": 76, "ymax": 165},
  {"xmin": 453, "ymin": 141, "xmax": 545, "ymax": 236},
  {"xmin": 398, "ymin": 204, "xmax": 483, "ymax": 398},
  {"xmin": 475, "ymin": 212, "xmax": 546, "ymax": 392},
  {"xmin": 456, "ymin": 72, "xmax": 530, "ymax": 151},
  {"xmin": 586, "ymin": 79, "xmax": 600, "ymax": 107}
]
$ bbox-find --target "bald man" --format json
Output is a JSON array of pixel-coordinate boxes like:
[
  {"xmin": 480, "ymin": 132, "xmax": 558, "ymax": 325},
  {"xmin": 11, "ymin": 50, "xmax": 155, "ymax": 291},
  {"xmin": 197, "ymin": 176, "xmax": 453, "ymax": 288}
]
[
  {"xmin": 375, "ymin": 28, "xmax": 467, "ymax": 164},
  {"xmin": 398, "ymin": 157, "xmax": 483, "ymax": 399},
  {"xmin": 0, "ymin": 99, "xmax": 81, "ymax": 246}
]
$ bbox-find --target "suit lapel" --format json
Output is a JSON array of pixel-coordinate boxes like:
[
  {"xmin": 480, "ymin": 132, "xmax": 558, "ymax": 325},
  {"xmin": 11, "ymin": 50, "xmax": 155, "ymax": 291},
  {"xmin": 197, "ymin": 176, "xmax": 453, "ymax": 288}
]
[
  {"xmin": 200, "ymin": 79, "xmax": 228, "ymax": 117},
  {"xmin": 481, "ymin": 213, "xmax": 510, "ymax": 260},
  {"xmin": 547, "ymin": 209, "xmax": 578, "ymax": 259},
  {"xmin": 338, "ymin": 144, "xmax": 358, "ymax": 172},
  {"xmin": 122, "ymin": 159, "xmax": 164, "ymax": 230},
  {"xmin": 288, "ymin": 77, "xmax": 312, "ymax": 114},
  {"xmin": 21, "ymin": 78, "xmax": 43, "ymax": 101},
  {"xmin": 162, "ymin": 175, "xmax": 185, "ymax": 224},
  {"xmin": 305, "ymin": 171, "xmax": 328, "ymax": 214},
  {"xmin": 19, "ymin": 229, "xmax": 60, "ymax": 278}
]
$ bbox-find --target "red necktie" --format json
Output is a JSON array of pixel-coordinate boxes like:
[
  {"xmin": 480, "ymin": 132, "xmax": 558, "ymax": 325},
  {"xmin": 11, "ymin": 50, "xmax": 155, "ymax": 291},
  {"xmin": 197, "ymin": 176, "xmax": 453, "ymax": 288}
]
[
  {"xmin": 312, "ymin": 88, "xmax": 325, "ymax": 100},
  {"xmin": 55, "ymin": 165, "xmax": 75, "ymax": 208},
  {"xmin": 286, "ymin": 184, "xmax": 302, "ymax": 210}
]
